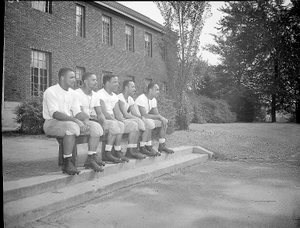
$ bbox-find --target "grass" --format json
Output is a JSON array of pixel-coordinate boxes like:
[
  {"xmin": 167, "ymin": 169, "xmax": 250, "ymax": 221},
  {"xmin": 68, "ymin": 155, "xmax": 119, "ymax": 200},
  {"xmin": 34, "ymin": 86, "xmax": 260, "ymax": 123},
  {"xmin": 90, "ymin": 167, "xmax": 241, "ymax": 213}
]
[{"xmin": 167, "ymin": 123, "xmax": 300, "ymax": 166}]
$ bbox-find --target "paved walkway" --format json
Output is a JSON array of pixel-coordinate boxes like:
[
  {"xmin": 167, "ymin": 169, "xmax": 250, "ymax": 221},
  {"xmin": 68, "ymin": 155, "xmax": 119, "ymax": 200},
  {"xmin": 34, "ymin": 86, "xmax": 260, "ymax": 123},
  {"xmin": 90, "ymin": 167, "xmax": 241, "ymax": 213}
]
[
  {"xmin": 2, "ymin": 134, "xmax": 159, "ymax": 182},
  {"xmin": 23, "ymin": 161, "xmax": 300, "ymax": 228}
]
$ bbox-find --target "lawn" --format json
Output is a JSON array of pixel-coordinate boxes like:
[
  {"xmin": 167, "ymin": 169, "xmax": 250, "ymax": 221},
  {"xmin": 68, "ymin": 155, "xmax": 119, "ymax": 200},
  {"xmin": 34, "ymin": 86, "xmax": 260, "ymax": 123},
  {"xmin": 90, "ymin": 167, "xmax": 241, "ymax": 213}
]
[{"xmin": 167, "ymin": 123, "xmax": 300, "ymax": 166}]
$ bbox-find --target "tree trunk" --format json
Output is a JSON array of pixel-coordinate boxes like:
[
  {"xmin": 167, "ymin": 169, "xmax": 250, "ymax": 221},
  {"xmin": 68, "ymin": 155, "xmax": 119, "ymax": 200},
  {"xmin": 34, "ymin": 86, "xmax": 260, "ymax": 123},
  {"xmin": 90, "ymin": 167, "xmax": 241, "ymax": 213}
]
[
  {"xmin": 271, "ymin": 94, "xmax": 276, "ymax": 122},
  {"xmin": 296, "ymin": 99, "xmax": 300, "ymax": 124},
  {"xmin": 271, "ymin": 56, "xmax": 279, "ymax": 123}
]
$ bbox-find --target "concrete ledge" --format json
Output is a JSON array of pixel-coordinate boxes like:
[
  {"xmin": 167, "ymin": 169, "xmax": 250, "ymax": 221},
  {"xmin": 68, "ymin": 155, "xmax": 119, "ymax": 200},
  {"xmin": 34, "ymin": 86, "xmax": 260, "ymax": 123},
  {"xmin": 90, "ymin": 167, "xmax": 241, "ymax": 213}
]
[
  {"xmin": 4, "ymin": 153, "xmax": 208, "ymax": 228},
  {"xmin": 4, "ymin": 146, "xmax": 193, "ymax": 203},
  {"xmin": 193, "ymin": 146, "xmax": 214, "ymax": 159}
]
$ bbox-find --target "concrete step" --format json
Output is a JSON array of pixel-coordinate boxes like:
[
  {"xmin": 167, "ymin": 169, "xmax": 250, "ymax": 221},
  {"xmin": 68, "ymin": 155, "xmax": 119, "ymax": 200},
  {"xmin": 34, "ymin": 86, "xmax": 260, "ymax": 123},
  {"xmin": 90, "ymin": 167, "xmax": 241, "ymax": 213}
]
[
  {"xmin": 3, "ymin": 146, "xmax": 210, "ymax": 203},
  {"xmin": 4, "ymin": 152, "xmax": 208, "ymax": 228}
]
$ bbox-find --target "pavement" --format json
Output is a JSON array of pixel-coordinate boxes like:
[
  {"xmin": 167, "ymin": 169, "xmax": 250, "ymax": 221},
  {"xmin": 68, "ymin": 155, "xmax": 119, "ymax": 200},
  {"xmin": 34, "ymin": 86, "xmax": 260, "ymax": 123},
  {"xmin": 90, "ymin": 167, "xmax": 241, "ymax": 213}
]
[
  {"xmin": 22, "ymin": 161, "xmax": 300, "ymax": 228},
  {"xmin": 3, "ymin": 124, "xmax": 300, "ymax": 228}
]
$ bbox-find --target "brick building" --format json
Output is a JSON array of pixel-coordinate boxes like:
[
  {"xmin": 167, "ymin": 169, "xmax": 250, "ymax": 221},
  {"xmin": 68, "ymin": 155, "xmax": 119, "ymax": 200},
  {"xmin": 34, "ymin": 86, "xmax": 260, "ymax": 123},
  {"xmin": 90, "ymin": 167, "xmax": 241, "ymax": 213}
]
[{"xmin": 3, "ymin": 1, "xmax": 168, "ymax": 128}]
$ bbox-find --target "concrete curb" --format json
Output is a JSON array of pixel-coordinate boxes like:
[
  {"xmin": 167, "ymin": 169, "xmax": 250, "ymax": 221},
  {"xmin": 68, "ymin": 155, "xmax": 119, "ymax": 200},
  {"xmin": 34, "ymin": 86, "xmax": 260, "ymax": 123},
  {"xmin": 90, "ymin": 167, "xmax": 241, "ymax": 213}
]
[
  {"xmin": 4, "ymin": 153, "xmax": 208, "ymax": 228},
  {"xmin": 193, "ymin": 146, "xmax": 214, "ymax": 159},
  {"xmin": 4, "ymin": 146, "xmax": 193, "ymax": 203}
]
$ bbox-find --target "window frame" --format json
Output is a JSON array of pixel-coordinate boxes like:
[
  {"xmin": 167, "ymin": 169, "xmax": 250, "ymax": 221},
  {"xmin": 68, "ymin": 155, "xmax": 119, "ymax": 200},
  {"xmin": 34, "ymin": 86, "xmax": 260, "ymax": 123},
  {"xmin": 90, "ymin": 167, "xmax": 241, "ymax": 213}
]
[
  {"xmin": 161, "ymin": 81, "xmax": 167, "ymax": 94},
  {"xmin": 102, "ymin": 15, "xmax": 112, "ymax": 46},
  {"xmin": 31, "ymin": 1, "xmax": 52, "ymax": 13},
  {"xmin": 76, "ymin": 4, "xmax": 85, "ymax": 38},
  {"xmin": 30, "ymin": 50, "xmax": 51, "ymax": 97},
  {"xmin": 75, "ymin": 66, "xmax": 86, "ymax": 88},
  {"xmin": 144, "ymin": 32, "xmax": 152, "ymax": 57},
  {"xmin": 125, "ymin": 24, "xmax": 134, "ymax": 52}
]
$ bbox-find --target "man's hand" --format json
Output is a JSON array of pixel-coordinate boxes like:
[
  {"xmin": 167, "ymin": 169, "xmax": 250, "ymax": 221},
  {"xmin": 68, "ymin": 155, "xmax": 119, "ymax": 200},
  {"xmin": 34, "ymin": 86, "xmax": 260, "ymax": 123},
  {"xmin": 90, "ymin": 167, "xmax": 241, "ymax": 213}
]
[
  {"xmin": 75, "ymin": 119, "xmax": 89, "ymax": 133},
  {"xmin": 160, "ymin": 116, "xmax": 168, "ymax": 129},
  {"xmin": 102, "ymin": 120, "xmax": 109, "ymax": 135}
]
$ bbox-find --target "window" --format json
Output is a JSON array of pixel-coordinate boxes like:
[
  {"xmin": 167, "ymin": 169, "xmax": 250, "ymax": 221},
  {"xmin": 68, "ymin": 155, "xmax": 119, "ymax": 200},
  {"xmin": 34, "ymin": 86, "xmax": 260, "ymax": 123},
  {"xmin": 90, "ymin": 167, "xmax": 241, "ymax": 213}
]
[
  {"xmin": 31, "ymin": 50, "xmax": 50, "ymax": 96},
  {"xmin": 145, "ymin": 33, "xmax": 152, "ymax": 57},
  {"xmin": 75, "ymin": 67, "xmax": 85, "ymax": 88},
  {"xmin": 102, "ymin": 15, "xmax": 112, "ymax": 46},
  {"xmin": 31, "ymin": 1, "xmax": 52, "ymax": 13},
  {"xmin": 125, "ymin": 24, "xmax": 134, "ymax": 52},
  {"xmin": 76, "ymin": 4, "xmax": 85, "ymax": 37},
  {"xmin": 161, "ymin": 81, "xmax": 167, "ymax": 93}
]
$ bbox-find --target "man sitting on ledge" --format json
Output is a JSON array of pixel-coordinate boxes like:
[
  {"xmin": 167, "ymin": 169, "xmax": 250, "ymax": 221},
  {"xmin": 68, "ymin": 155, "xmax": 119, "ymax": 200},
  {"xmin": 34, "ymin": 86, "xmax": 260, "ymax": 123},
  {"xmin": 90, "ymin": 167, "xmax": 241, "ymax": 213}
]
[
  {"xmin": 134, "ymin": 83, "xmax": 174, "ymax": 155},
  {"xmin": 75, "ymin": 72, "xmax": 108, "ymax": 172},
  {"xmin": 43, "ymin": 68, "xmax": 103, "ymax": 175},
  {"xmin": 97, "ymin": 74, "xmax": 138, "ymax": 163}
]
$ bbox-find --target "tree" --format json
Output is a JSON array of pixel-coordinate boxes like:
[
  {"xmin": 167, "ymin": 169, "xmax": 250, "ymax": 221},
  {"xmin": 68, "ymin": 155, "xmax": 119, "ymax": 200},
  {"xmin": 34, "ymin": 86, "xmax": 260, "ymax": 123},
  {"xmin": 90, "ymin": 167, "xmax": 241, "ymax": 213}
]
[
  {"xmin": 191, "ymin": 59, "xmax": 217, "ymax": 98},
  {"xmin": 206, "ymin": 0, "xmax": 300, "ymax": 122},
  {"xmin": 155, "ymin": 1, "xmax": 211, "ymax": 129}
]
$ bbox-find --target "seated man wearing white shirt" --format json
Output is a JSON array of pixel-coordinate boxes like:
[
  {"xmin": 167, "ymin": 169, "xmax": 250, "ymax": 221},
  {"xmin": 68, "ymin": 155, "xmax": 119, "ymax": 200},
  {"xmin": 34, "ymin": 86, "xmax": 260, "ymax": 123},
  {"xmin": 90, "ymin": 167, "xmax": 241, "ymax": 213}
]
[
  {"xmin": 97, "ymin": 74, "xmax": 138, "ymax": 163},
  {"xmin": 135, "ymin": 83, "xmax": 174, "ymax": 154},
  {"xmin": 118, "ymin": 80, "xmax": 148, "ymax": 159},
  {"xmin": 75, "ymin": 72, "xmax": 108, "ymax": 172},
  {"xmin": 43, "ymin": 68, "xmax": 104, "ymax": 175}
]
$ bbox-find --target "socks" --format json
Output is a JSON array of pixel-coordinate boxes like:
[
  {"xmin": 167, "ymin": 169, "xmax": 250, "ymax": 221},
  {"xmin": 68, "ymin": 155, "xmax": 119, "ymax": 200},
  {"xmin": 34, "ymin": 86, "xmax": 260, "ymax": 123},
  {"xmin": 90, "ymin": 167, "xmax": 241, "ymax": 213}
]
[
  {"xmin": 114, "ymin": 145, "xmax": 121, "ymax": 151},
  {"xmin": 105, "ymin": 145, "xmax": 112, "ymax": 151},
  {"xmin": 63, "ymin": 154, "xmax": 72, "ymax": 158},
  {"xmin": 127, "ymin": 144, "xmax": 135, "ymax": 148},
  {"xmin": 140, "ymin": 141, "xmax": 146, "ymax": 147},
  {"xmin": 88, "ymin": 151, "xmax": 96, "ymax": 155},
  {"xmin": 159, "ymin": 138, "xmax": 166, "ymax": 144},
  {"xmin": 146, "ymin": 141, "xmax": 152, "ymax": 146}
]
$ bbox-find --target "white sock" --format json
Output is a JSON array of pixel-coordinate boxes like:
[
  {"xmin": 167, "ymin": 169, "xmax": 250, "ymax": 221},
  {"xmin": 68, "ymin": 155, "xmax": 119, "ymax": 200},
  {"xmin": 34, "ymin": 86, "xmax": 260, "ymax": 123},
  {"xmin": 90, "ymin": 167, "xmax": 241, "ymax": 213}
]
[
  {"xmin": 140, "ymin": 141, "xmax": 146, "ymax": 147},
  {"xmin": 146, "ymin": 141, "xmax": 152, "ymax": 146},
  {"xmin": 105, "ymin": 145, "xmax": 112, "ymax": 151},
  {"xmin": 88, "ymin": 151, "xmax": 96, "ymax": 155},
  {"xmin": 127, "ymin": 144, "xmax": 134, "ymax": 148},
  {"xmin": 114, "ymin": 145, "xmax": 121, "ymax": 151},
  {"xmin": 63, "ymin": 154, "xmax": 72, "ymax": 158},
  {"xmin": 159, "ymin": 138, "xmax": 166, "ymax": 144},
  {"xmin": 133, "ymin": 144, "xmax": 137, "ymax": 148}
]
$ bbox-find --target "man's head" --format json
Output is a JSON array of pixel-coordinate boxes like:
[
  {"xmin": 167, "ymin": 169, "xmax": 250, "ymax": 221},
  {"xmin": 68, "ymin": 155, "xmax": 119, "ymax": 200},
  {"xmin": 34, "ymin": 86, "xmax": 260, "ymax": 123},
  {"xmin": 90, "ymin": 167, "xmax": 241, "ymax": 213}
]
[
  {"xmin": 82, "ymin": 72, "xmax": 97, "ymax": 90},
  {"xmin": 103, "ymin": 74, "xmax": 119, "ymax": 93},
  {"xmin": 147, "ymin": 83, "xmax": 160, "ymax": 98},
  {"xmin": 58, "ymin": 68, "xmax": 76, "ymax": 89},
  {"xmin": 123, "ymin": 80, "xmax": 136, "ymax": 96}
]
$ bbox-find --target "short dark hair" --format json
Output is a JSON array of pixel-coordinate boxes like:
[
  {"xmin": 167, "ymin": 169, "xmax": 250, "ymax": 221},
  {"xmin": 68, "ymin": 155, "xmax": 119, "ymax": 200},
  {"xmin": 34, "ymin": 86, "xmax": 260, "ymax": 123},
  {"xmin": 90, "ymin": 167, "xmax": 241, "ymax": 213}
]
[
  {"xmin": 82, "ymin": 72, "xmax": 94, "ymax": 82},
  {"xmin": 58, "ymin": 68, "xmax": 74, "ymax": 78},
  {"xmin": 147, "ymin": 83, "xmax": 156, "ymax": 92},
  {"xmin": 103, "ymin": 74, "xmax": 117, "ymax": 85},
  {"xmin": 123, "ymin": 80, "xmax": 134, "ymax": 90}
]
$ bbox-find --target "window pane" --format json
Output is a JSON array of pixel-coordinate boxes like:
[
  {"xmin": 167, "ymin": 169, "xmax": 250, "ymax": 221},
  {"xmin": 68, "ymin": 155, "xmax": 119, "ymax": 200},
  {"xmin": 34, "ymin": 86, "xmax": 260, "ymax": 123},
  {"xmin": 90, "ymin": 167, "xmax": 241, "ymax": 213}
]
[
  {"xmin": 31, "ymin": 50, "xmax": 50, "ymax": 96},
  {"xmin": 33, "ymin": 68, "xmax": 38, "ymax": 76},
  {"xmin": 76, "ymin": 5, "xmax": 84, "ymax": 37}
]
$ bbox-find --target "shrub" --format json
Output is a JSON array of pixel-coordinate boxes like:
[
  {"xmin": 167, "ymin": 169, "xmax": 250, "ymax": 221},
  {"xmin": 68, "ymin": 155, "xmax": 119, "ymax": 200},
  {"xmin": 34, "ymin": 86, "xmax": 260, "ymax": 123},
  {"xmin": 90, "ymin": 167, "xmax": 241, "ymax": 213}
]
[
  {"xmin": 156, "ymin": 94, "xmax": 177, "ymax": 134},
  {"xmin": 190, "ymin": 94, "xmax": 236, "ymax": 123},
  {"xmin": 151, "ymin": 93, "xmax": 177, "ymax": 139},
  {"xmin": 14, "ymin": 94, "xmax": 44, "ymax": 134},
  {"xmin": 175, "ymin": 91, "xmax": 194, "ymax": 130}
]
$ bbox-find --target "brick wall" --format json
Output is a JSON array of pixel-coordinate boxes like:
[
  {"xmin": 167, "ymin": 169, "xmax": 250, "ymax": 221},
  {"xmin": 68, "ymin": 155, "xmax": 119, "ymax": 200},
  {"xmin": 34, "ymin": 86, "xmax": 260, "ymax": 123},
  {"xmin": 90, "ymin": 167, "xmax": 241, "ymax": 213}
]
[{"xmin": 4, "ymin": 1, "xmax": 167, "ymax": 101}]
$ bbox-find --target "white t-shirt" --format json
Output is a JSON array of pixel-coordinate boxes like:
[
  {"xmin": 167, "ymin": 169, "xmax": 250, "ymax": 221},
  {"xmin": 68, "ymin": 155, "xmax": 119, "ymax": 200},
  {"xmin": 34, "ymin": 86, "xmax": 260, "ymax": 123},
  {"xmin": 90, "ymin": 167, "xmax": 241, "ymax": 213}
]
[
  {"xmin": 135, "ymin": 94, "xmax": 157, "ymax": 114},
  {"xmin": 43, "ymin": 84, "xmax": 81, "ymax": 120},
  {"xmin": 75, "ymin": 88, "xmax": 100, "ymax": 117},
  {"xmin": 118, "ymin": 93, "xmax": 135, "ymax": 113},
  {"xmin": 97, "ymin": 88, "xmax": 119, "ymax": 116}
]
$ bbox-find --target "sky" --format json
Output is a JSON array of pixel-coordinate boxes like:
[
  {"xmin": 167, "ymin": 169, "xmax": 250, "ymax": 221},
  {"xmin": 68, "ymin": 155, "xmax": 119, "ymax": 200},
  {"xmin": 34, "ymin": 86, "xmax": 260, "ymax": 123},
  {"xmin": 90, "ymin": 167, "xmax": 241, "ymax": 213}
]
[{"xmin": 117, "ymin": 1, "xmax": 226, "ymax": 65}]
